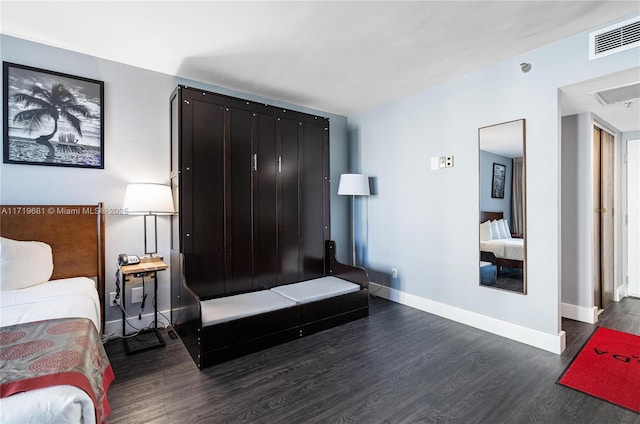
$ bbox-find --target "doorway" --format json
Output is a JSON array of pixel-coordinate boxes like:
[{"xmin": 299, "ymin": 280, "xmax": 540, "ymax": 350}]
[
  {"xmin": 628, "ymin": 139, "xmax": 640, "ymax": 298},
  {"xmin": 593, "ymin": 125, "xmax": 614, "ymax": 310}
]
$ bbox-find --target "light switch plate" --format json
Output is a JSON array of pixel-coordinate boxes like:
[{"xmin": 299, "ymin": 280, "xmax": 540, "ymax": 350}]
[{"xmin": 445, "ymin": 155, "xmax": 454, "ymax": 167}]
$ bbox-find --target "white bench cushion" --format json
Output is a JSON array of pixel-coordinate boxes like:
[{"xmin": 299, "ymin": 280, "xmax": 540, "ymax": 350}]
[
  {"xmin": 201, "ymin": 290, "xmax": 297, "ymax": 327},
  {"xmin": 270, "ymin": 276, "xmax": 360, "ymax": 304}
]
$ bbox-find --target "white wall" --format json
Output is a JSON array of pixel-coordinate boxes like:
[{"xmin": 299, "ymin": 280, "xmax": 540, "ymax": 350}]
[
  {"xmin": 624, "ymin": 135, "xmax": 640, "ymax": 297},
  {"xmin": 561, "ymin": 114, "xmax": 592, "ymax": 309},
  {"xmin": 560, "ymin": 113, "xmax": 598, "ymax": 324},
  {"xmin": 349, "ymin": 15, "xmax": 640, "ymax": 353},
  {"xmin": 0, "ymin": 35, "xmax": 351, "ymax": 333},
  {"xmin": 560, "ymin": 112, "xmax": 626, "ymax": 323}
]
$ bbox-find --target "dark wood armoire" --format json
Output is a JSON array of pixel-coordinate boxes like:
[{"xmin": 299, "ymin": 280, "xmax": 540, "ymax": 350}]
[{"xmin": 170, "ymin": 86, "xmax": 331, "ymax": 322}]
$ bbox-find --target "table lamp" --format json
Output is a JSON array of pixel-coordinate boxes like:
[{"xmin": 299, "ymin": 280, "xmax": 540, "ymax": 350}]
[{"xmin": 122, "ymin": 183, "xmax": 175, "ymax": 258}]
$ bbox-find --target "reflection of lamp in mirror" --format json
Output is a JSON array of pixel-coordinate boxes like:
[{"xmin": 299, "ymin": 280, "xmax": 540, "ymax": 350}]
[
  {"xmin": 338, "ymin": 174, "xmax": 370, "ymax": 266},
  {"xmin": 123, "ymin": 183, "xmax": 175, "ymax": 259}
]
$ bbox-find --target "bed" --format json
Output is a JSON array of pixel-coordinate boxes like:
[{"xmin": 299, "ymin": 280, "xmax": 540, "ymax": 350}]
[
  {"xmin": 480, "ymin": 211, "xmax": 524, "ymax": 270},
  {"xmin": 0, "ymin": 204, "xmax": 112, "ymax": 424}
]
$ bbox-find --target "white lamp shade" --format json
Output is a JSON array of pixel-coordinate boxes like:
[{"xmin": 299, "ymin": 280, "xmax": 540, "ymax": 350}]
[
  {"xmin": 123, "ymin": 183, "xmax": 175, "ymax": 214},
  {"xmin": 338, "ymin": 174, "xmax": 370, "ymax": 196}
]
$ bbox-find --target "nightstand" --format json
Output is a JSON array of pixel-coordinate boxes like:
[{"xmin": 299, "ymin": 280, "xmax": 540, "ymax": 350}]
[{"xmin": 119, "ymin": 260, "xmax": 168, "ymax": 354}]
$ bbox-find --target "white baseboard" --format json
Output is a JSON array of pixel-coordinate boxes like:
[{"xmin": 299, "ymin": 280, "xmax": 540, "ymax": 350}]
[
  {"xmin": 369, "ymin": 282, "xmax": 566, "ymax": 355},
  {"xmin": 103, "ymin": 308, "xmax": 171, "ymax": 338},
  {"xmin": 561, "ymin": 302, "xmax": 599, "ymax": 324},
  {"xmin": 614, "ymin": 283, "xmax": 628, "ymax": 302}
]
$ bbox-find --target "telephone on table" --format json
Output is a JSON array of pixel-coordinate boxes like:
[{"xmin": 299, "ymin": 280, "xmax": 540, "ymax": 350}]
[{"xmin": 118, "ymin": 254, "xmax": 140, "ymax": 266}]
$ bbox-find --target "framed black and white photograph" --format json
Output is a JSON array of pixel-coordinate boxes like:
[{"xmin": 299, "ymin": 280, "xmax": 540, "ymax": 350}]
[
  {"xmin": 491, "ymin": 163, "xmax": 506, "ymax": 199},
  {"xmin": 3, "ymin": 62, "xmax": 104, "ymax": 169}
]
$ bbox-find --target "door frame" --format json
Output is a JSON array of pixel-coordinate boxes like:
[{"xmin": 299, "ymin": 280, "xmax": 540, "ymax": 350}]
[
  {"xmin": 625, "ymin": 138, "xmax": 640, "ymax": 298},
  {"xmin": 591, "ymin": 118, "xmax": 627, "ymax": 311}
]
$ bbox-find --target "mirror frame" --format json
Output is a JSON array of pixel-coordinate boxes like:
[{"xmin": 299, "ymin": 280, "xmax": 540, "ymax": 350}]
[{"xmin": 478, "ymin": 119, "xmax": 526, "ymax": 294}]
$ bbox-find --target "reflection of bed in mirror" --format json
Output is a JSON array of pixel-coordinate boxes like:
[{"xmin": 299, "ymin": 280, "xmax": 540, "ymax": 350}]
[
  {"xmin": 480, "ymin": 211, "xmax": 523, "ymax": 270},
  {"xmin": 479, "ymin": 118, "xmax": 525, "ymax": 294}
]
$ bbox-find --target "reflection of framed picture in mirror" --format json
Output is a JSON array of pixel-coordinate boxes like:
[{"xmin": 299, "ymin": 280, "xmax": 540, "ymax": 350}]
[{"xmin": 491, "ymin": 163, "xmax": 506, "ymax": 198}]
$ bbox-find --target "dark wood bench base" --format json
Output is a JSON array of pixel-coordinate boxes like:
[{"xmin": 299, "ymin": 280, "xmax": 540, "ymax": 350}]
[{"xmin": 172, "ymin": 241, "xmax": 370, "ymax": 369}]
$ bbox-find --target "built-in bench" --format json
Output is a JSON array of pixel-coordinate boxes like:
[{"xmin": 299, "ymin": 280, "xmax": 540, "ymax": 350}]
[
  {"xmin": 201, "ymin": 276, "xmax": 360, "ymax": 326},
  {"xmin": 172, "ymin": 241, "xmax": 370, "ymax": 369}
]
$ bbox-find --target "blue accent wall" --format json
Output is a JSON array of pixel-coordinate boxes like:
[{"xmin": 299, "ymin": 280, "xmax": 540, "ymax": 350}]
[{"xmin": 479, "ymin": 150, "xmax": 512, "ymax": 226}]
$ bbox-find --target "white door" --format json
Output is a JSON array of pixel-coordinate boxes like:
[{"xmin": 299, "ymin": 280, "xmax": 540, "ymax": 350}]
[{"xmin": 628, "ymin": 139, "xmax": 640, "ymax": 297}]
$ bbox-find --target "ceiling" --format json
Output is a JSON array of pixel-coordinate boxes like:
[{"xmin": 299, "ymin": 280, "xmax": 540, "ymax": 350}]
[
  {"xmin": 1, "ymin": 1, "xmax": 639, "ymax": 120},
  {"xmin": 560, "ymin": 67, "xmax": 640, "ymax": 133}
]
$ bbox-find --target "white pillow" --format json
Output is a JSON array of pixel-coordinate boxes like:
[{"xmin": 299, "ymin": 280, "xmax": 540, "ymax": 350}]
[
  {"xmin": 502, "ymin": 219, "xmax": 513, "ymax": 239},
  {"xmin": 489, "ymin": 220, "xmax": 501, "ymax": 240},
  {"xmin": 0, "ymin": 237, "xmax": 54, "ymax": 290},
  {"xmin": 480, "ymin": 221, "xmax": 492, "ymax": 241},
  {"xmin": 496, "ymin": 219, "xmax": 509, "ymax": 239}
]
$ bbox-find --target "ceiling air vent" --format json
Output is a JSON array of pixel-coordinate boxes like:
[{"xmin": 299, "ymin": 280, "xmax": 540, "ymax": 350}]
[
  {"xmin": 589, "ymin": 16, "xmax": 640, "ymax": 60},
  {"xmin": 593, "ymin": 82, "xmax": 640, "ymax": 106}
]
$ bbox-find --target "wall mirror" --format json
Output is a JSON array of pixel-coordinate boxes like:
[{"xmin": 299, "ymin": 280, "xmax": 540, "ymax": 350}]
[{"xmin": 479, "ymin": 119, "xmax": 526, "ymax": 294}]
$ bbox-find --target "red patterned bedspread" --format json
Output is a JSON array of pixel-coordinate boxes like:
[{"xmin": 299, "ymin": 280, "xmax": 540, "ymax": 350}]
[{"xmin": 0, "ymin": 318, "xmax": 114, "ymax": 423}]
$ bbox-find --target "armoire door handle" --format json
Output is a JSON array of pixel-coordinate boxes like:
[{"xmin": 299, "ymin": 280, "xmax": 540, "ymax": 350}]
[{"xmin": 253, "ymin": 154, "xmax": 257, "ymax": 171}]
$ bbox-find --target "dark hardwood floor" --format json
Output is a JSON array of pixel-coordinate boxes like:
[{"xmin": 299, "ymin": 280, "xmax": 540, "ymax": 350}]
[{"xmin": 105, "ymin": 296, "xmax": 640, "ymax": 424}]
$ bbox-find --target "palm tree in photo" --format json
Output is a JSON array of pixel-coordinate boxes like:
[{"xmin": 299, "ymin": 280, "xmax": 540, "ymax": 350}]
[{"xmin": 12, "ymin": 83, "xmax": 91, "ymax": 161}]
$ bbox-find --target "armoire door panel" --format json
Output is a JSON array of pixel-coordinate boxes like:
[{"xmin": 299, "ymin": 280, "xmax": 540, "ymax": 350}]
[
  {"xmin": 254, "ymin": 113, "xmax": 278, "ymax": 289},
  {"xmin": 172, "ymin": 86, "xmax": 331, "ymax": 303},
  {"xmin": 279, "ymin": 117, "xmax": 301, "ymax": 285},
  {"xmin": 170, "ymin": 94, "xmax": 180, "ymax": 254},
  {"xmin": 170, "ymin": 92, "xmax": 182, "ymax": 322},
  {"xmin": 300, "ymin": 121, "xmax": 327, "ymax": 281},
  {"xmin": 188, "ymin": 99, "xmax": 226, "ymax": 299},
  {"xmin": 228, "ymin": 107, "xmax": 254, "ymax": 293}
]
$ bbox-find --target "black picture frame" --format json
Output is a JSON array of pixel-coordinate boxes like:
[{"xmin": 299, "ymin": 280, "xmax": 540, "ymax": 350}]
[
  {"xmin": 3, "ymin": 62, "xmax": 104, "ymax": 169},
  {"xmin": 491, "ymin": 163, "xmax": 506, "ymax": 199}
]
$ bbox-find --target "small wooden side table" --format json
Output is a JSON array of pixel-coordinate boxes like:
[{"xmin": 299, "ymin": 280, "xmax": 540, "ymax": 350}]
[{"xmin": 119, "ymin": 260, "xmax": 168, "ymax": 354}]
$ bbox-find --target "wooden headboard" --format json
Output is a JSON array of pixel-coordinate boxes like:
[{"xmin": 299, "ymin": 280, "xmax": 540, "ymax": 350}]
[
  {"xmin": 0, "ymin": 203, "xmax": 106, "ymax": 328},
  {"xmin": 480, "ymin": 211, "xmax": 504, "ymax": 223}
]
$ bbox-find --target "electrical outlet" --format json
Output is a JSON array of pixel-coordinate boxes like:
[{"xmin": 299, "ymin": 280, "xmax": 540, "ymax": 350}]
[
  {"xmin": 131, "ymin": 287, "xmax": 144, "ymax": 304},
  {"xmin": 445, "ymin": 155, "xmax": 454, "ymax": 167},
  {"xmin": 109, "ymin": 292, "xmax": 119, "ymax": 306},
  {"xmin": 391, "ymin": 268, "xmax": 398, "ymax": 279}
]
